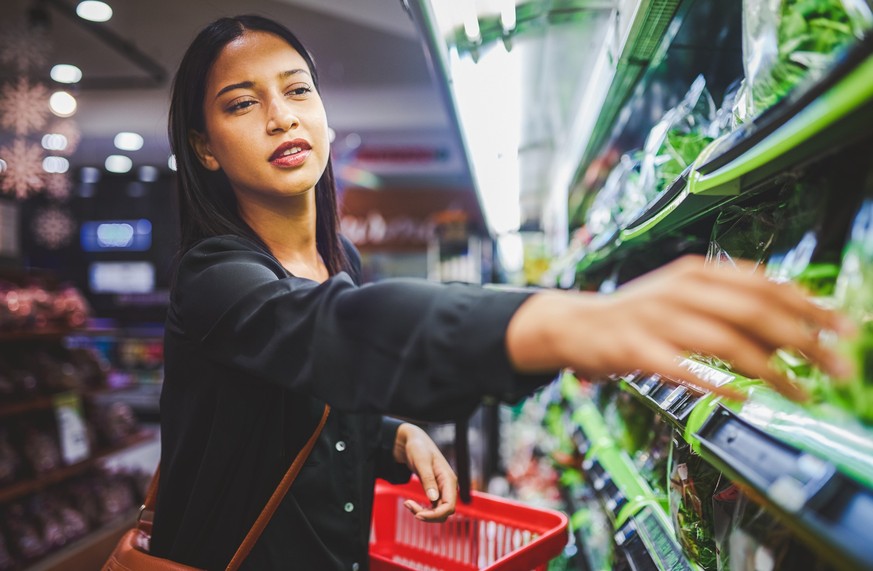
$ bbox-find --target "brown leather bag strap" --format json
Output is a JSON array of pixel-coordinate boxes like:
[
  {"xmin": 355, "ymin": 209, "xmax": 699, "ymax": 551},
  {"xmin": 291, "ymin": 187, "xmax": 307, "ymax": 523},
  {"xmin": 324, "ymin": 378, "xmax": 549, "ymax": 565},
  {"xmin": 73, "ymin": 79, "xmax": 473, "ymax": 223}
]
[
  {"xmin": 226, "ymin": 404, "xmax": 330, "ymax": 570},
  {"xmin": 138, "ymin": 404, "xmax": 330, "ymax": 571}
]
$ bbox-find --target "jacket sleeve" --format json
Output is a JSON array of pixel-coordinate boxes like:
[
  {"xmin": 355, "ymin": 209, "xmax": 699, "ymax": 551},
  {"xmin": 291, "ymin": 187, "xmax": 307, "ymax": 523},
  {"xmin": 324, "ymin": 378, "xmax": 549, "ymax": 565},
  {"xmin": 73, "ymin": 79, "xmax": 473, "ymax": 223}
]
[
  {"xmin": 173, "ymin": 236, "xmax": 556, "ymax": 421},
  {"xmin": 374, "ymin": 417, "xmax": 412, "ymax": 484}
]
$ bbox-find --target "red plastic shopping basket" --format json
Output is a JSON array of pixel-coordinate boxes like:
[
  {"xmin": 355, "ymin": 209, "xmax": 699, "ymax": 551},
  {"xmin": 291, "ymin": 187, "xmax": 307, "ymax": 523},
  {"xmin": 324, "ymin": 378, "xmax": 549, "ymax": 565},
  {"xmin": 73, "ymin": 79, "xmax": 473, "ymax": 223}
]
[{"xmin": 369, "ymin": 479, "xmax": 569, "ymax": 571}]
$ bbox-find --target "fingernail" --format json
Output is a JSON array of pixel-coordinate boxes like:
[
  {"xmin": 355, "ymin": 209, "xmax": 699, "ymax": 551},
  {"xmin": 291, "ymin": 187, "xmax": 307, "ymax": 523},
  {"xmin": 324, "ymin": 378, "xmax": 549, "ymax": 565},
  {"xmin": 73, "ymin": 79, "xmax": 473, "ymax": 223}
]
[{"xmin": 426, "ymin": 488, "xmax": 439, "ymax": 502}]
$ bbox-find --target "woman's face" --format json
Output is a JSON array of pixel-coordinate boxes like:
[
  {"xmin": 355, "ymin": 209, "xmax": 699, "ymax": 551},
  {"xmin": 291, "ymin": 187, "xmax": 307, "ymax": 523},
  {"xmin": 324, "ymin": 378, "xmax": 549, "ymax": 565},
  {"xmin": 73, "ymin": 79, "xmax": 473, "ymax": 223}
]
[{"xmin": 192, "ymin": 30, "xmax": 330, "ymax": 202}]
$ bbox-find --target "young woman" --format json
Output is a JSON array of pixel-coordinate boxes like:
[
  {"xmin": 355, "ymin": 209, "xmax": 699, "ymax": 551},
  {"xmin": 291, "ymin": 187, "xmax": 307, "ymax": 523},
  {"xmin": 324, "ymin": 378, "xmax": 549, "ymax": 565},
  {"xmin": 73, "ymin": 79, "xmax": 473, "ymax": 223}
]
[{"xmin": 152, "ymin": 14, "xmax": 853, "ymax": 571}]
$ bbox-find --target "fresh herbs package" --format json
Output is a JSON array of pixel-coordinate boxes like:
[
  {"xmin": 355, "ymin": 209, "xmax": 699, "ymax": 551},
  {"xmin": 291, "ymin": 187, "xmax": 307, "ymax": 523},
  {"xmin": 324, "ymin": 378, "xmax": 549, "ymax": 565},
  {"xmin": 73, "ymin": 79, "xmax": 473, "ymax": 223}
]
[
  {"xmin": 584, "ymin": 153, "xmax": 645, "ymax": 236},
  {"xmin": 737, "ymin": 0, "xmax": 872, "ymax": 122},
  {"xmin": 638, "ymin": 75, "xmax": 718, "ymax": 204},
  {"xmin": 833, "ymin": 199, "xmax": 873, "ymax": 422},
  {"xmin": 668, "ymin": 438, "xmax": 734, "ymax": 570}
]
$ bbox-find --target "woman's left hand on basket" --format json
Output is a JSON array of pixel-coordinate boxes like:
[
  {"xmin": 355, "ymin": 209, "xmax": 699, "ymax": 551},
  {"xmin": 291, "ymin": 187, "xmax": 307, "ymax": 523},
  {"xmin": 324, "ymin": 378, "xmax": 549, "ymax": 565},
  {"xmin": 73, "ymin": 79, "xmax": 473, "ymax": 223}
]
[{"xmin": 393, "ymin": 423, "xmax": 457, "ymax": 522}]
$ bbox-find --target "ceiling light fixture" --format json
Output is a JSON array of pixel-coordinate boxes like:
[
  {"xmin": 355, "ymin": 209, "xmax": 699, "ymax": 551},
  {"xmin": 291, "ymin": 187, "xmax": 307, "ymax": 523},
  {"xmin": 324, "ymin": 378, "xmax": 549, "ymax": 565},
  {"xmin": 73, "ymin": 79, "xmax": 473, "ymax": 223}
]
[
  {"xmin": 76, "ymin": 1, "xmax": 113, "ymax": 22},
  {"xmin": 51, "ymin": 64, "xmax": 83, "ymax": 84},
  {"xmin": 500, "ymin": 0, "xmax": 517, "ymax": 33},
  {"xmin": 42, "ymin": 134, "xmax": 69, "ymax": 151},
  {"xmin": 43, "ymin": 156, "xmax": 70, "ymax": 174},
  {"xmin": 49, "ymin": 91, "xmax": 77, "ymax": 117},
  {"xmin": 105, "ymin": 155, "xmax": 132, "ymax": 173},
  {"xmin": 114, "ymin": 132, "xmax": 144, "ymax": 151}
]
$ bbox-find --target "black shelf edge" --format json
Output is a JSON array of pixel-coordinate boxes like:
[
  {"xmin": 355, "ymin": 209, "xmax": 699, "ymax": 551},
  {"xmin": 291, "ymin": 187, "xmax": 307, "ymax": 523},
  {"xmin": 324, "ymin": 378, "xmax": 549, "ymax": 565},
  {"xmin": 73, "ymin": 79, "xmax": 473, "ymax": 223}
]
[
  {"xmin": 614, "ymin": 505, "xmax": 694, "ymax": 571},
  {"xmin": 696, "ymin": 406, "xmax": 873, "ymax": 571}
]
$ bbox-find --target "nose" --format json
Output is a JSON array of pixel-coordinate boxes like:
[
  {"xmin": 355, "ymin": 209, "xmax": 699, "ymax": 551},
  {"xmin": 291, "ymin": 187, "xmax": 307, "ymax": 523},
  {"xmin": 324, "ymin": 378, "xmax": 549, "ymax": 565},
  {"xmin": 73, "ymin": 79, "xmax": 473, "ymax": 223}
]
[{"xmin": 266, "ymin": 96, "xmax": 299, "ymax": 134}]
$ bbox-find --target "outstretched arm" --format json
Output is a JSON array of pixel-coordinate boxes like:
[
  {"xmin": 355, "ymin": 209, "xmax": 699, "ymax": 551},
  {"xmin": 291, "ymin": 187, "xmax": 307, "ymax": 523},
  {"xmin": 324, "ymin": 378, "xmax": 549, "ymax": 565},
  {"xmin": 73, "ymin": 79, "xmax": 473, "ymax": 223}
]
[{"xmin": 507, "ymin": 256, "xmax": 854, "ymax": 401}]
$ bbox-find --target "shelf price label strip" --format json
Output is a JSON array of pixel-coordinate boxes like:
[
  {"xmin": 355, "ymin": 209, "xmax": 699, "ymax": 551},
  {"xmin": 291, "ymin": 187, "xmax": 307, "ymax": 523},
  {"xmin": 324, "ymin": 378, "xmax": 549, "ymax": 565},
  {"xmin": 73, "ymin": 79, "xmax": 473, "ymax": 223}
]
[{"xmin": 695, "ymin": 406, "xmax": 873, "ymax": 570}]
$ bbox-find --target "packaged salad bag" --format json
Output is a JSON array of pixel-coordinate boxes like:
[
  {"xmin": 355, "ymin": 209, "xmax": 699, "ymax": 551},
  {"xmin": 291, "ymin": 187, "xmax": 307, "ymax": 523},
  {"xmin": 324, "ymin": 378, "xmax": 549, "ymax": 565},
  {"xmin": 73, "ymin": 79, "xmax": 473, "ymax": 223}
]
[
  {"xmin": 832, "ymin": 198, "xmax": 873, "ymax": 423},
  {"xmin": 737, "ymin": 0, "xmax": 873, "ymax": 122},
  {"xmin": 637, "ymin": 75, "xmax": 718, "ymax": 204}
]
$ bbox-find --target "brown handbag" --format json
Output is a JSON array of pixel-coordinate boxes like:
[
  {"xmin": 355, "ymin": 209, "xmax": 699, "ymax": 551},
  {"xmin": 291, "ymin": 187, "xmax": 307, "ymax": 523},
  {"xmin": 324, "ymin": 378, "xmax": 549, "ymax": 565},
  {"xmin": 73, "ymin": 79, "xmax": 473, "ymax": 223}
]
[{"xmin": 103, "ymin": 405, "xmax": 330, "ymax": 571}]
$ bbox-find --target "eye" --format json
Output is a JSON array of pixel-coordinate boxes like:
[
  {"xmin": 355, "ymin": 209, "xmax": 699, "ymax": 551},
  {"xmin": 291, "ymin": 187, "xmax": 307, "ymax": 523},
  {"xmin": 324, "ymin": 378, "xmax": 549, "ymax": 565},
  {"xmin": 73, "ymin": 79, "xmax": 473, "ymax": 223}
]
[
  {"xmin": 227, "ymin": 98, "xmax": 257, "ymax": 113},
  {"xmin": 287, "ymin": 85, "xmax": 312, "ymax": 97}
]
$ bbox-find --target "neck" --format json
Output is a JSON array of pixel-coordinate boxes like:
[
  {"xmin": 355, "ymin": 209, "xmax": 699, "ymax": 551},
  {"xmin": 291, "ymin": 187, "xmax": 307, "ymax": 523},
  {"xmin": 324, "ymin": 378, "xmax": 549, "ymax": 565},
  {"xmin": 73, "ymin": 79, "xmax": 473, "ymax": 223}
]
[{"xmin": 238, "ymin": 189, "xmax": 321, "ymax": 270}]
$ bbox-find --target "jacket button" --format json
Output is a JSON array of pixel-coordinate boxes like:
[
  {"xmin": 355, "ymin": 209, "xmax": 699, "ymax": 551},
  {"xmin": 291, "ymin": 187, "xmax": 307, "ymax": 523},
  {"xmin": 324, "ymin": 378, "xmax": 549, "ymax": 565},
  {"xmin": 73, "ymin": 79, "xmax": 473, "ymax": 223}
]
[
  {"xmin": 335, "ymin": 441, "xmax": 346, "ymax": 452},
  {"xmin": 344, "ymin": 502, "xmax": 354, "ymax": 513},
  {"xmin": 352, "ymin": 563, "xmax": 359, "ymax": 571}
]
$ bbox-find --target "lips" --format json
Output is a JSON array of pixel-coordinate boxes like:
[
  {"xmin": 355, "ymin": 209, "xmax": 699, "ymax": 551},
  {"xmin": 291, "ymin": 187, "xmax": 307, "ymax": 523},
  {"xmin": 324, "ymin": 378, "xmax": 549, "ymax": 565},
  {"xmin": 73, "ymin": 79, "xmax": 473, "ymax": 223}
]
[{"xmin": 269, "ymin": 139, "xmax": 312, "ymax": 167}]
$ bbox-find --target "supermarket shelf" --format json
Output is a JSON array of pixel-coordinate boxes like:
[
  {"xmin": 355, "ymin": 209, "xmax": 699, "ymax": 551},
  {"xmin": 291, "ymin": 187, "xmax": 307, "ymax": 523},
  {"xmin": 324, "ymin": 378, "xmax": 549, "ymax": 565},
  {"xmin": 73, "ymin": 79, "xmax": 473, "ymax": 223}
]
[
  {"xmin": 25, "ymin": 510, "xmax": 136, "ymax": 571},
  {"xmin": 0, "ymin": 328, "xmax": 74, "ymax": 342},
  {"xmin": 0, "ymin": 395, "xmax": 58, "ymax": 419},
  {"xmin": 614, "ymin": 505, "xmax": 697, "ymax": 571},
  {"xmin": 0, "ymin": 430, "xmax": 157, "ymax": 505},
  {"xmin": 689, "ymin": 35, "xmax": 873, "ymax": 197},
  {"xmin": 576, "ymin": 0, "xmax": 684, "ymax": 173},
  {"xmin": 621, "ymin": 359, "xmax": 738, "ymax": 431},
  {"xmin": 696, "ymin": 406, "xmax": 873, "ymax": 571},
  {"xmin": 576, "ymin": 37, "xmax": 873, "ymax": 279}
]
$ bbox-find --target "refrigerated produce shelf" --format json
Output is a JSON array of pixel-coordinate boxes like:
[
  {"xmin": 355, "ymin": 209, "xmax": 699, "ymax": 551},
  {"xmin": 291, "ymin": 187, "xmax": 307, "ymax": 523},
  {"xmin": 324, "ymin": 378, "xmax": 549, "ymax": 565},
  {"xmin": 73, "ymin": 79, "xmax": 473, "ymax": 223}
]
[
  {"xmin": 576, "ymin": 36, "xmax": 873, "ymax": 280},
  {"xmin": 696, "ymin": 406, "xmax": 873, "ymax": 571},
  {"xmin": 567, "ymin": 389, "xmax": 698, "ymax": 569},
  {"xmin": 614, "ymin": 505, "xmax": 699, "ymax": 571}
]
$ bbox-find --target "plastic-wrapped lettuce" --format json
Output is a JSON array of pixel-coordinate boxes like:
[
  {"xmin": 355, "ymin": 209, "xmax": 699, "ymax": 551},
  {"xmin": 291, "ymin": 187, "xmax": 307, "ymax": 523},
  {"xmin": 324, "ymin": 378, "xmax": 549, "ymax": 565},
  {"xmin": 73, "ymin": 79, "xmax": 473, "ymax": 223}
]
[
  {"xmin": 668, "ymin": 438, "xmax": 731, "ymax": 570},
  {"xmin": 737, "ymin": 0, "xmax": 873, "ymax": 122},
  {"xmin": 638, "ymin": 75, "xmax": 718, "ymax": 204},
  {"xmin": 583, "ymin": 152, "xmax": 644, "ymax": 236},
  {"xmin": 833, "ymin": 199, "xmax": 873, "ymax": 423},
  {"xmin": 706, "ymin": 202, "xmax": 785, "ymax": 271}
]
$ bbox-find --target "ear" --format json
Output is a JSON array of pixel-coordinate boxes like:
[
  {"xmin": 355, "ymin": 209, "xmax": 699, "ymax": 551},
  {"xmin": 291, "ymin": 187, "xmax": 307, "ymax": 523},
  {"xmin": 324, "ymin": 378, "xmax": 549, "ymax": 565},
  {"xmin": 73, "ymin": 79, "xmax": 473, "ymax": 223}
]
[{"xmin": 188, "ymin": 129, "xmax": 221, "ymax": 171}]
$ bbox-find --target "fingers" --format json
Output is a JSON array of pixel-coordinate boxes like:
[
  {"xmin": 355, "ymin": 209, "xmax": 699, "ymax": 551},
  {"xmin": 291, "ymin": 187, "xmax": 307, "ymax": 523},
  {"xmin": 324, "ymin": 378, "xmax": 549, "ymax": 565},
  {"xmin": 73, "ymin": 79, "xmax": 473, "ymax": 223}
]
[
  {"xmin": 630, "ymin": 257, "xmax": 854, "ymax": 383},
  {"xmin": 650, "ymin": 311, "xmax": 809, "ymax": 401},
  {"xmin": 402, "ymin": 427, "xmax": 458, "ymax": 523},
  {"xmin": 621, "ymin": 332, "xmax": 749, "ymax": 401},
  {"xmin": 411, "ymin": 455, "xmax": 457, "ymax": 522},
  {"xmin": 415, "ymin": 461, "xmax": 441, "ymax": 505}
]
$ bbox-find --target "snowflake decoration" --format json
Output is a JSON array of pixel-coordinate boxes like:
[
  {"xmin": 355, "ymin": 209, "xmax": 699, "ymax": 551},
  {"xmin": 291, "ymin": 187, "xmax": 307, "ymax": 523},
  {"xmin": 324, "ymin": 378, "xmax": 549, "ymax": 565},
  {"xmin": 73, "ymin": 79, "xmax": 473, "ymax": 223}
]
[
  {"xmin": 44, "ymin": 173, "xmax": 71, "ymax": 201},
  {"xmin": 0, "ymin": 77, "xmax": 51, "ymax": 136},
  {"xmin": 45, "ymin": 119, "xmax": 81, "ymax": 156},
  {"xmin": 0, "ymin": 26, "xmax": 50, "ymax": 73},
  {"xmin": 33, "ymin": 206, "xmax": 74, "ymax": 250},
  {"xmin": 0, "ymin": 138, "xmax": 46, "ymax": 199}
]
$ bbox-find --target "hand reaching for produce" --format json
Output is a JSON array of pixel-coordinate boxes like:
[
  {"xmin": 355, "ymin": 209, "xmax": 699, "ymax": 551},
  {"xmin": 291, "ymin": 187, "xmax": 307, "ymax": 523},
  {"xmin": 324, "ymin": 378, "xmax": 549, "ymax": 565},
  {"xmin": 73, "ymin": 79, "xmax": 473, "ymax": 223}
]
[
  {"xmin": 392, "ymin": 423, "xmax": 457, "ymax": 522},
  {"xmin": 506, "ymin": 255, "xmax": 856, "ymax": 401}
]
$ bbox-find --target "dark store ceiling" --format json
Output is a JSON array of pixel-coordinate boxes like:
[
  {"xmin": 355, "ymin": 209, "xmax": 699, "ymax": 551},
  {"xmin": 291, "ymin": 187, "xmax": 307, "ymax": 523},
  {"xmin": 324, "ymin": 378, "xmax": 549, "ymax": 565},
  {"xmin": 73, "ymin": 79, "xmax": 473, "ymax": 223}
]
[{"xmin": 0, "ymin": 0, "xmax": 467, "ymax": 188}]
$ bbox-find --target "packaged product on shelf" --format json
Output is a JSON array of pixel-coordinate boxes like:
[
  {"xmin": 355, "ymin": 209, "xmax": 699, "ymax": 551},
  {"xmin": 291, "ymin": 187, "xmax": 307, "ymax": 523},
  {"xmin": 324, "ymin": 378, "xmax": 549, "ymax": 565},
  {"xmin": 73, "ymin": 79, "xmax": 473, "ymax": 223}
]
[
  {"xmin": 637, "ymin": 75, "xmax": 717, "ymax": 204},
  {"xmin": 737, "ymin": 0, "xmax": 873, "ymax": 122},
  {"xmin": 2, "ymin": 503, "xmax": 49, "ymax": 564},
  {"xmin": 724, "ymin": 492, "xmax": 835, "ymax": 570},
  {"xmin": 668, "ymin": 438, "xmax": 735, "ymax": 570},
  {"xmin": 584, "ymin": 152, "xmax": 644, "ymax": 236},
  {"xmin": 706, "ymin": 202, "xmax": 784, "ymax": 271},
  {"xmin": 0, "ymin": 430, "xmax": 21, "ymax": 486},
  {"xmin": 833, "ymin": 198, "xmax": 873, "ymax": 422},
  {"xmin": 21, "ymin": 427, "xmax": 62, "ymax": 476}
]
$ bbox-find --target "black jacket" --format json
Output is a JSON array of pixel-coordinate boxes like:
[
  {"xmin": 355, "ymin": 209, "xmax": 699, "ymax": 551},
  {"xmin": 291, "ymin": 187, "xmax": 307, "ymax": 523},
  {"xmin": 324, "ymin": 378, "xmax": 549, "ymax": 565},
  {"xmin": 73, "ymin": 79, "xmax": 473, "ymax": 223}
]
[{"xmin": 151, "ymin": 235, "xmax": 553, "ymax": 570}]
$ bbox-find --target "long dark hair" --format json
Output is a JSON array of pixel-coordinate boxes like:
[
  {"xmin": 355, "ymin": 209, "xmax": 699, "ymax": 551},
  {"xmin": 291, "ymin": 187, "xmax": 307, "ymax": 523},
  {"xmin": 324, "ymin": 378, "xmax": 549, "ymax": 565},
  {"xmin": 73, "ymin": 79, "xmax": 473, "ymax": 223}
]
[{"xmin": 168, "ymin": 14, "xmax": 349, "ymax": 275}]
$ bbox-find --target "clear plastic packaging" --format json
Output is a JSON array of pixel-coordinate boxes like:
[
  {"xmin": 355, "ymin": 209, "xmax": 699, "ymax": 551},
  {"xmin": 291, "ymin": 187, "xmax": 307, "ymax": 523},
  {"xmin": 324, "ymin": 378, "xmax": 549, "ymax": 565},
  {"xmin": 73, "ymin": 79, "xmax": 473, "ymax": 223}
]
[
  {"xmin": 584, "ymin": 153, "xmax": 644, "ymax": 236},
  {"xmin": 638, "ymin": 75, "xmax": 718, "ymax": 203},
  {"xmin": 833, "ymin": 198, "xmax": 873, "ymax": 423},
  {"xmin": 737, "ymin": 0, "xmax": 873, "ymax": 122}
]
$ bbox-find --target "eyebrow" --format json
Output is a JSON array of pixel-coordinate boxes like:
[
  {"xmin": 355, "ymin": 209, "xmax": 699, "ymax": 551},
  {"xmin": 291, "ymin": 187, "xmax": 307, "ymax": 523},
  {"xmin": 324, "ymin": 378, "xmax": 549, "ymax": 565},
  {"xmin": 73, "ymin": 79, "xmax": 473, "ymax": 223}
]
[{"xmin": 214, "ymin": 69, "xmax": 312, "ymax": 99}]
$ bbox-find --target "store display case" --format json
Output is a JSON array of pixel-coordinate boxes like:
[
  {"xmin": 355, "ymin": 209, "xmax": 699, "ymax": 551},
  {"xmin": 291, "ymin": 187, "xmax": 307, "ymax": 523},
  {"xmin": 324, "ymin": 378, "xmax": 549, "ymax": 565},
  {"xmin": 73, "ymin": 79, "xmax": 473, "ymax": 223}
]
[{"xmin": 410, "ymin": 0, "xmax": 873, "ymax": 569}]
